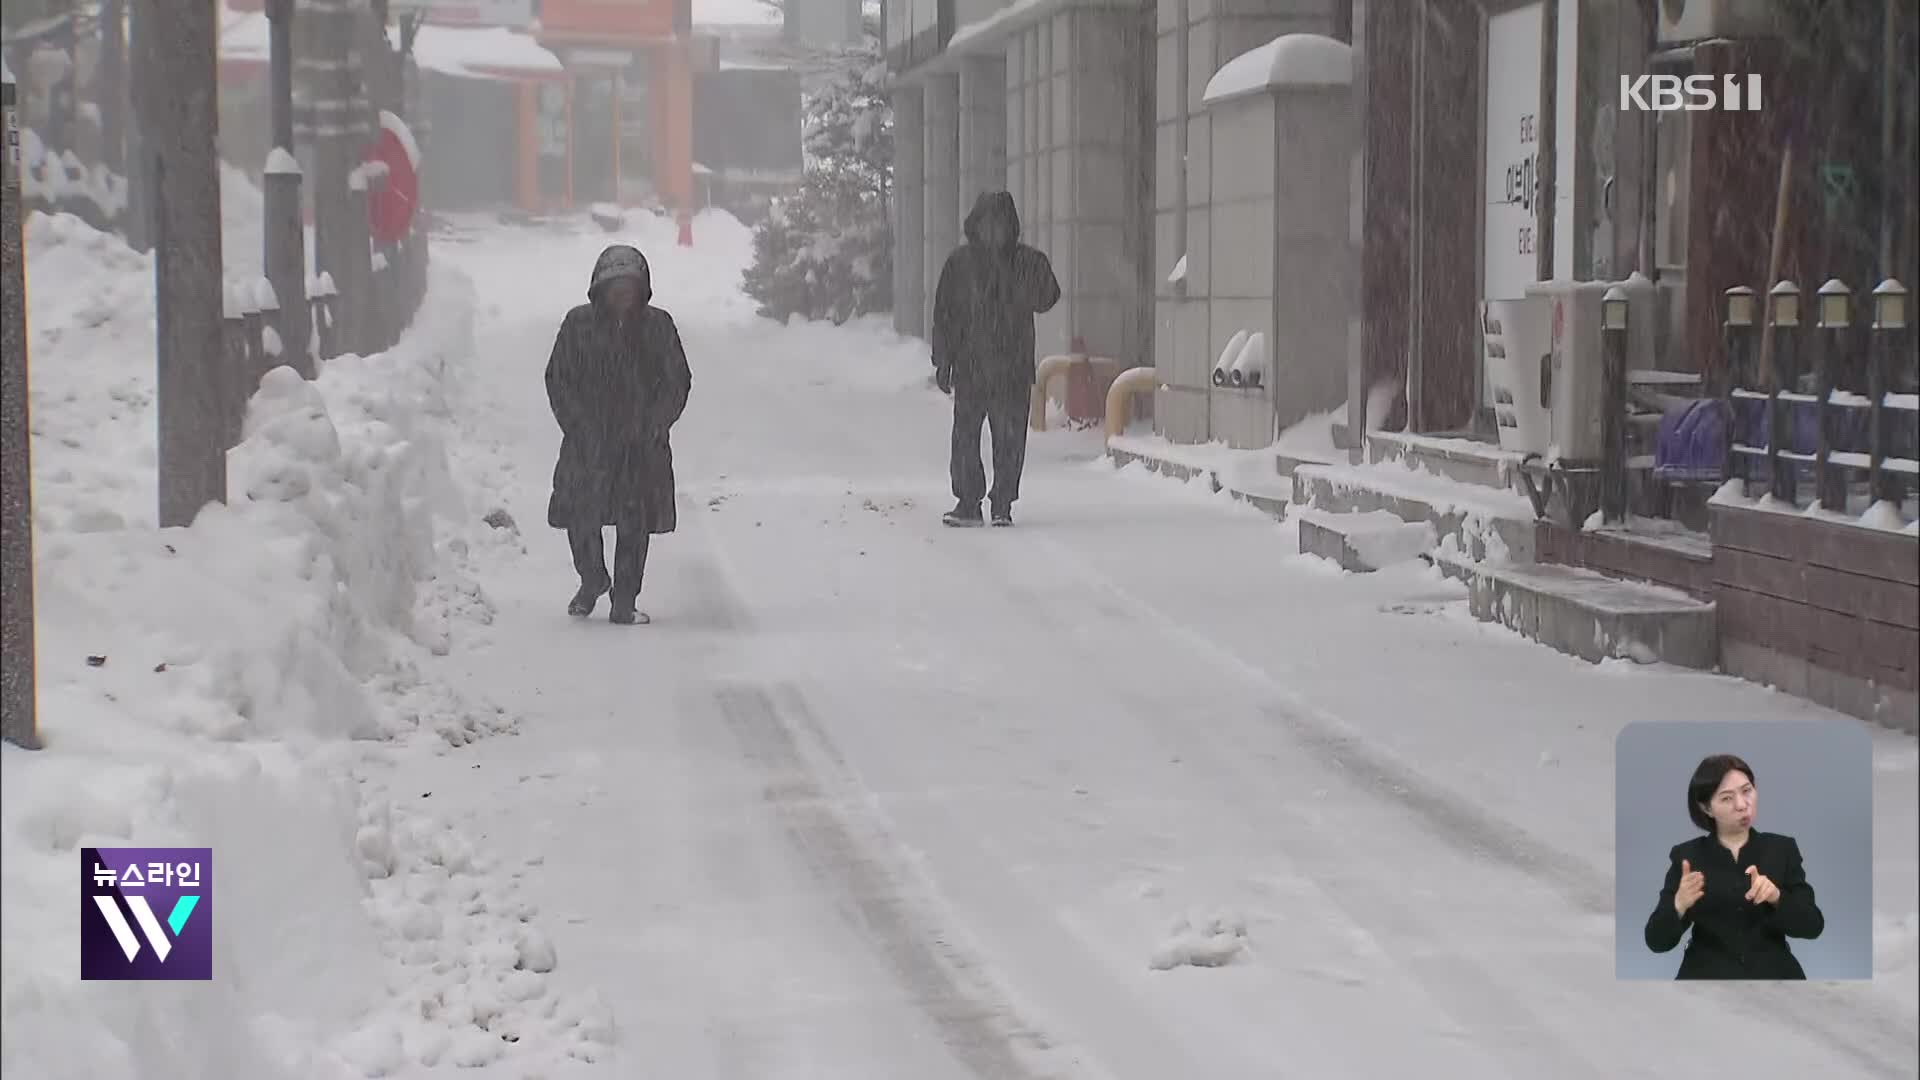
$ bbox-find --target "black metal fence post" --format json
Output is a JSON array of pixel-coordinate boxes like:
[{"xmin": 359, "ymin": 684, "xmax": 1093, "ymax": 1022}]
[
  {"xmin": 1601, "ymin": 285, "xmax": 1630, "ymax": 524},
  {"xmin": 1814, "ymin": 278, "xmax": 1853, "ymax": 512},
  {"xmin": 1767, "ymin": 280, "xmax": 1802, "ymax": 504},
  {"xmin": 1870, "ymin": 279, "xmax": 1910, "ymax": 508},
  {"xmin": 1724, "ymin": 285, "xmax": 1758, "ymax": 489}
]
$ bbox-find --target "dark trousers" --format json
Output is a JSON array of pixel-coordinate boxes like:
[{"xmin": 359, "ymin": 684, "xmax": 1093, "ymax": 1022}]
[
  {"xmin": 951, "ymin": 391, "xmax": 1029, "ymax": 508},
  {"xmin": 568, "ymin": 526, "xmax": 650, "ymax": 604}
]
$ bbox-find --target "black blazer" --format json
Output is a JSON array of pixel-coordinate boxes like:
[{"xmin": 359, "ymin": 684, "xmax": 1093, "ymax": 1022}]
[{"xmin": 1644, "ymin": 831, "xmax": 1824, "ymax": 979}]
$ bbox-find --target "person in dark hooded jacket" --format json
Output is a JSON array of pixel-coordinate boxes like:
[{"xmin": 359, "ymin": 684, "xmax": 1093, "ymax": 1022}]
[
  {"xmin": 931, "ymin": 191, "xmax": 1061, "ymax": 527},
  {"xmin": 545, "ymin": 245, "xmax": 692, "ymax": 624}
]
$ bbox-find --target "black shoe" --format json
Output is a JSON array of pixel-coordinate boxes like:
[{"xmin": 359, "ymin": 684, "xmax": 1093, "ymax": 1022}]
[
  {"xmin": 942, "ymin": 502, "xmax": 985, "ymax": 528},
  {"xmin": 990, "ymin": 504, "xmax": 1013, "ymax": 527},
  {"xmin": 609, "ymin": 602, "xmax": 650, "ymax": 626},
  {"xmin": 568, "ymin": 582, "xmax": 607, "ymax": 617}
]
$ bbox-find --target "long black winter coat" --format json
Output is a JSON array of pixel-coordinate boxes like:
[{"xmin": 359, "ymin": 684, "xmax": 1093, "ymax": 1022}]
[
  {"xmin": 545, "ymin": 245, "xmax": 692, "ymax": 533},
  {"xmin": 1643, "ymin": 831, "xmax": 1825, "ymax": 979},
  {"xmin": 931, "ymin": 192, "xmax": 1062, "ymax": 399}
]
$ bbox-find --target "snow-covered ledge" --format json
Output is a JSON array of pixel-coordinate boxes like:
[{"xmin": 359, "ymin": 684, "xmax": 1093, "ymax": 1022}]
[
  {"xmin": 1201, "ymin": 34, "xmax": 1352, "ymax": 109},
  {"xmin": 888, "ymin": 0, "xmax": 1138, "ymax": 79}
]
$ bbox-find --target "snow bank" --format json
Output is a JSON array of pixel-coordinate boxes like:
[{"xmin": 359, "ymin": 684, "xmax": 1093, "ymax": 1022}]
[{"xmin": 4, "ymin": 215, "xmax": 604, "ymax": 1077}]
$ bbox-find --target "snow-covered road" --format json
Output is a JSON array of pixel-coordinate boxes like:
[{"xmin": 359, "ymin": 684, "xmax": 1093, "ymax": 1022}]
[{"xmin": 390, "ymin": 214, "xmax": 1917, "ymax": 1079}]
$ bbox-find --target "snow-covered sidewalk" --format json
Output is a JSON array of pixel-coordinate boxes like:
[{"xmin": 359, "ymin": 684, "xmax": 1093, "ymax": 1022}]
[
  {"xmin": 400, "ymin": 213, "xmax": 1915, "ymax": 1077},
  {"xmin": 6, "ymin": 205, "xmax": 1916, "ymax": 1079}
]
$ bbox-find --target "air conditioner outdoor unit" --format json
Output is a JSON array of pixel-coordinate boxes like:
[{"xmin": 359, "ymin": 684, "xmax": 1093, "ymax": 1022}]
[
  {"xmin": 1524, "ymin": 279, "xmax": 1651, "ymax": 462},
  {"xmin": 1656, "ymin": 0, "xmax": 1784, "ymax": 44}
]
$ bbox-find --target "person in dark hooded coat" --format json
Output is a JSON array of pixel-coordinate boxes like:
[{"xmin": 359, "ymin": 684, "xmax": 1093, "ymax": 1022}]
[
  {"xmin": 545, "ymin": 245, "xmax": 692, "ymax": 624},
  {"xmin": 931, "ymin": 191, "xmax": 1061, "ymax": 527}
]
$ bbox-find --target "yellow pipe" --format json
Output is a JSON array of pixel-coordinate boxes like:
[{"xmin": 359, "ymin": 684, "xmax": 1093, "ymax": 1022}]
[
  {"xmin": 1029, "ymin": 354, "xmax": 1079, "ymax": 430},
  {"xmin": 1104, "ymin": 366, "xmax": 1158, "ymax": 443}
]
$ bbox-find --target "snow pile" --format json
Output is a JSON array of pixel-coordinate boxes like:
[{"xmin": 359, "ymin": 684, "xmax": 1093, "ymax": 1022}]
[
  {"xmin": 1150, "ymin": 909, "xmax": 1252, "ymax": 970},
  {"xmin": 4, "ymin": 214, "xmax": 600, "ymax": 1077}
]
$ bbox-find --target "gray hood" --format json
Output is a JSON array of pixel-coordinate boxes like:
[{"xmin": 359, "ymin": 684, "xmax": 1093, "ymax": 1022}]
[{"xmin": 588, "ymin": 244, "xmax": 653, "ymax": 306}]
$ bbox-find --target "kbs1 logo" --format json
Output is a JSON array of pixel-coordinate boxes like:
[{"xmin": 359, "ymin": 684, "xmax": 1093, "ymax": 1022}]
[
  {"xmin": 1620, "ymin": 73, "xmax": 1763, "ymax": 112},
  {"xmin": 81, "ymin": 848, "xmax": 212, "ymax": 980}
]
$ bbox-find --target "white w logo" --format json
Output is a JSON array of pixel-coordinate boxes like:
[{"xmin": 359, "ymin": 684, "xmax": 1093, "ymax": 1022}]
[{"xmin": 92, "ymin": 896, "xmax": 178, "ymax": 962}]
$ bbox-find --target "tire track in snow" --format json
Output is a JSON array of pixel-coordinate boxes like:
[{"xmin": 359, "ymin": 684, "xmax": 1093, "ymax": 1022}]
[
  {"xmin": 930, "ymin": 527, "xmax": 1609, "ymax": 1079},
  {"xmin": 676, "ymin": 500, "xmax": 1074, "ymax": 1080},
  {"xmin": 1006, "ymin": 524, "xmax": 1917, "ymax": 1078}
]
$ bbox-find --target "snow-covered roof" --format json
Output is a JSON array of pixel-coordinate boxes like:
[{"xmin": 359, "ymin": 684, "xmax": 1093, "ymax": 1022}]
[
  {"xmin": 694, "ymin": 0, "xmax": 783, "ymax": 30},
  {"xmin": 1202, "ymin": 34, "xmax": 1352, "ymax": 107},
  {"xmin": 218, "ymin": 6, "xmax": 561, "ymax": 81},
  {"xmin": 400, "ymin": 24, "xmax": 565, "ymax": 80}
]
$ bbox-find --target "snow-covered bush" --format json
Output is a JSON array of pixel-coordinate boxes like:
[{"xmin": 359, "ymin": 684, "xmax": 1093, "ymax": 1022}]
[{"xmin": 741, "ymin": 34, "xmax": 892, "ymax": 325}]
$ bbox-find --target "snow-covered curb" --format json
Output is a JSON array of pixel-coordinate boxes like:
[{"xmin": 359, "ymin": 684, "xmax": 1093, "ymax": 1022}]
[{"xmin": 3, "ymin": 212, "xmax": 608, "ymax": 1078}]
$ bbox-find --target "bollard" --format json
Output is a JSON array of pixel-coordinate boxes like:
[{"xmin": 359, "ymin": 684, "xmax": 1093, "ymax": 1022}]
[
  {"xmin": 312, "ymin": 272, "xmax": 339, "ymax": 361},
  {"xmin": 1870, "ymin": 280, "xmax": 1909, "ymax": 507},
  {"xmin": 221, "ymin": 283, "xmax": 250, "ymax": 449},
  {"xmin": 1723, "ymin": 286, "xmax": 1758, "ymax": 487},
  {"xmin": 343, "ymin": 169, "xmax": 374, "ymax": 355},
  {"xmin": 1600, "ymin": 285, "xmax": 1630, "ymax": 524},
  {"xmin": 371, "ymin": 247, "xmax": 392, "ymax": 352},
  {"xmin": 1766, "ymin": 280, "xmax": 1801, "ymax": 504},
  {"xmin": 253, "ymin": 276, "xmax": 282, "ymax": 406},
  {"xmin": 240, "ymin": 285, "xmax": 265, "ymax": 379},
  {"xmin": 1813, "ymin": 279, "xmax": 1852, "ymax": 511}
]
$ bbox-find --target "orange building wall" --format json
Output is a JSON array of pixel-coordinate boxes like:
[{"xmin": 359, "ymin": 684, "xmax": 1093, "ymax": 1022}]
[
  {"xmin": 536, "ymin": 0, "xmax": 694, "ymax": 221},
  {"xmin": 536, "ymin": 0, "xmax": 678, "ymax": 46}
]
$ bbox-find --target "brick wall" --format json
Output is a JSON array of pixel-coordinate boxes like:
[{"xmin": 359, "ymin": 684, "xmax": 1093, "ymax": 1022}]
[
  {"xmin": 1537, "ymin": 523, "xmax": 1716, "ymax": 600},
  {"xmin": 1710, "ymin": 502, "xmax": 1919, "ymax": 732}
]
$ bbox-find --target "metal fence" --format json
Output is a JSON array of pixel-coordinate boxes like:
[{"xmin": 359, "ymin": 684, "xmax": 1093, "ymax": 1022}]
[{"xmin": 1721, "ymin": 278, "xmax": 1916, "ymax": 521}]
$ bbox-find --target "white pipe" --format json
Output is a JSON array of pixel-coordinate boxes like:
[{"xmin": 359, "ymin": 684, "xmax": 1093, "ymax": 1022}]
[
  {"xmin": 1105, "ymin": 366, "xmax": 1158, "ymax": 444},
  {"xmin": 1211, "ymin": 330, "xmax": 1249, "ymax": 387},
  {"xmin": 1230, "ymin": 332, "xmax": 1268, "ymax": 390}
]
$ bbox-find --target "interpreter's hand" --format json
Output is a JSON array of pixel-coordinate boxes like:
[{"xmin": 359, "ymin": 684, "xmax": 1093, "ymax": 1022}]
[
  {"xmin": 1674, "ymin": 859, "xmax": 1706, "ymax": 916},
  {"xmin": 935, "ymin": 368, "xmax": 953, "ymax": 395},
  {"xmin": 1745, "ymin": 865, "xmax": 1781, "ymax": 906}
]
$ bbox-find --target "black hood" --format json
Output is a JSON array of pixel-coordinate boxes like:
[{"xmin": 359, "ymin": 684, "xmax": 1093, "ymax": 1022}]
[
  {"xmin": 963, "ymin": 191, "xmax": 1020, "ymax": 251},
  {"xmin": 587, "ymin": 244, "xmax": 653, "ymax": 306}
]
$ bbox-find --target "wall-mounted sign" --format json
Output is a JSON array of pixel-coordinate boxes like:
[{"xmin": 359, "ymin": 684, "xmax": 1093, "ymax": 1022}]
[{"xmin": 1484, "ymin": 1, "xmax": 1544, "ymax": 303}]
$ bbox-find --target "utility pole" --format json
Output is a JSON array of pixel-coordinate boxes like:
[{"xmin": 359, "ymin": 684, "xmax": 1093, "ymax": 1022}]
[
  {"xmin": 265, "ymin": 0, "xmax": 312, "ymax": 378},
  {"xmin": 2, "ymin": 59, "xmax": 40, "ymax": 750},
  {"xmin": 135, "ymin": 0, "xmax": 226, "ymax": 526}
]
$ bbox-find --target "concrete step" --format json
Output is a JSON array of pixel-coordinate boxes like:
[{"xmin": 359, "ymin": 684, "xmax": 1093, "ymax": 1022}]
[
  {"xmin": 1298, "ymin": 509, "xmax": 1436, "ymax": 571},
  {"xmin": 1109, "ymin": 439, "xmax": 1293, "ymax": 520},
  {"xmin": 1276, "ymin": 450, "xmax": 1340, "ymax": 478},
  {"xmin": 1292, "ymin": 461, "xmax": 1539, "ymax": 563},
  {"xmin": 1366, "ymin": 431, "xmax": 1527, "ymax": 493},
  {"xmin": 1431, "ymin": 549, "xmax": 1718, "ymax": 669}
]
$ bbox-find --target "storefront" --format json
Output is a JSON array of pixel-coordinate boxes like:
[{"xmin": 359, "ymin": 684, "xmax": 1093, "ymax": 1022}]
[{"xmin": 537, "ymin": 0, "xmax": 695, "ymax": 218}]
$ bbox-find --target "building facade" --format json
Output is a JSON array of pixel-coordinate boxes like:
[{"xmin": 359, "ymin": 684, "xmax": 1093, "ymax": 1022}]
[{"xmin": 883, "ymin": 0, "xmax": 1919, "ymax": 726}]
